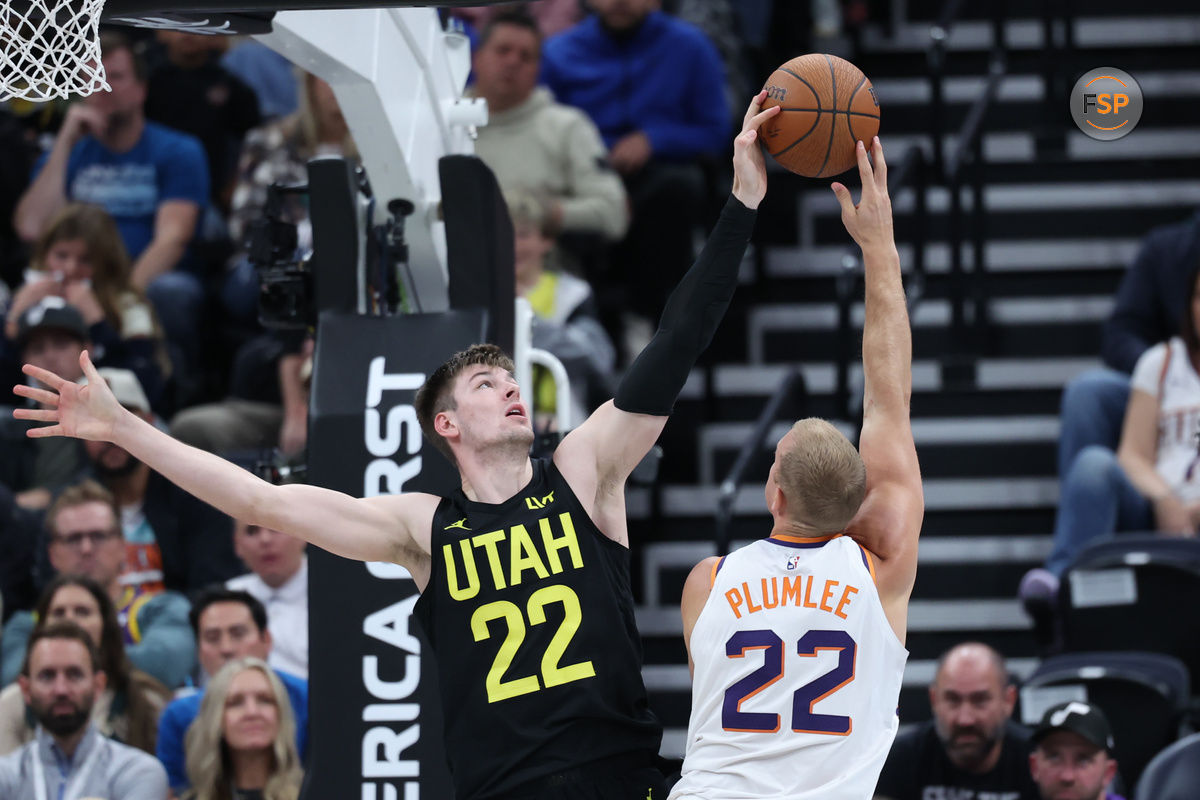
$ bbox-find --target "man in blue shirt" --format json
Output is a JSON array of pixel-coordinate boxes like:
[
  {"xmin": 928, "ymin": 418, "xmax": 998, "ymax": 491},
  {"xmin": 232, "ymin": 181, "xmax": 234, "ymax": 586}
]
[
  {"xmin": 156, "ymin": 586, "xmax": 307, "ymax": 794},
  {"xmin": 13, "ymin": 31, "xmax": 210, "ymax": 377},
  {"xmin": 542, "ymin": 0, "xmax": 732, "ymax": 358}
]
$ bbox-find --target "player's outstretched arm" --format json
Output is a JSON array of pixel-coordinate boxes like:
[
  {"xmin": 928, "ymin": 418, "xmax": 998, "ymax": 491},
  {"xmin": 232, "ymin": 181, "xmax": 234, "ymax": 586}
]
[
  {"xmin": 557, "ymin": 94, "xmax": 780, "ymax": 538},
  {"xmin": 14, "ymin": 352, "xmax": 434, "ymax": 568},
  {"xmin": 831, "ymin": 138, "xmax": 924, "ymax": 636}
]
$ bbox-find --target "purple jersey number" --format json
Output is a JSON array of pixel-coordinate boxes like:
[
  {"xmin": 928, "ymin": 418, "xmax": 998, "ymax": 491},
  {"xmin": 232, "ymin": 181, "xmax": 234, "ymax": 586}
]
[{"xmin": 721, "ymin": 629, "xmax": 857, "ymax": 736}]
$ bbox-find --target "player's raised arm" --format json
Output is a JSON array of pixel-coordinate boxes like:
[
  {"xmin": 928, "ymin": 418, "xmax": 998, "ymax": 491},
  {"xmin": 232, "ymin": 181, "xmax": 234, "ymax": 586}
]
[
  {"xmin": 14, "ymin": 352, "xmax": 435, "ymax": 570},
  {"xmin": 556, "ymin": 94, "xmax": 780, "ymax": 532},
  {"xmin": 832, "ymin": 138, "xmax": 924, "ymax": 629}
]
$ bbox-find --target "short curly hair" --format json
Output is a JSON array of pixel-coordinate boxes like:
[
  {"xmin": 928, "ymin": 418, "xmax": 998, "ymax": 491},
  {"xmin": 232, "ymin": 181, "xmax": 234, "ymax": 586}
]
[{"xmin": 414, "ymin": 344, "xmax": 515, "ymax": 465}]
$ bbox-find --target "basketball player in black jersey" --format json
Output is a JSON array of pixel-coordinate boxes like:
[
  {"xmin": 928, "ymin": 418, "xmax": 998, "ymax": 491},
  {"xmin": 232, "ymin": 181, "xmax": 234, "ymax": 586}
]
[{"xmin": 12, "ymin": 94, "xmax": 781, "ymax": 799}]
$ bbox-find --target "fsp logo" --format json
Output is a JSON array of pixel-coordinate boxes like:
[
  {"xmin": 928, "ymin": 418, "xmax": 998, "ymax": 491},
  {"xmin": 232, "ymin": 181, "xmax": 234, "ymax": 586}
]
[
  {"xmin": 525, "ymin": 492, "xmax": 555, "ymax": 510},
  {"xmin": 1070, "ymin": 67, "xmax": 1142, "ymax": 141}
]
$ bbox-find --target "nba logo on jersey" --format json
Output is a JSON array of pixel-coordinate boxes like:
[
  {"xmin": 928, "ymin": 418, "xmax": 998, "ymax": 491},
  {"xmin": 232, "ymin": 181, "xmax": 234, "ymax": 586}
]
[{"xmin": 786, "ymin": 555, "xmax": 802, "ymax": 570}]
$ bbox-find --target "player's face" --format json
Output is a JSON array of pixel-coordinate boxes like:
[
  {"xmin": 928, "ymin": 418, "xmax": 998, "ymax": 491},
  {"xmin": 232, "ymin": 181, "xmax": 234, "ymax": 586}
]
[
  {"xmin": 447, "ymin": 365, "xmax": 532, "ymax": 452},
  {"xmin": 234, "ymin": 521, "xmax": 307, "ymax": 589},
  {"xmin": 46, "ymin": 585, "xmax": 105, "ymax": 647},
  {"xmin": 930, "ymin": 657, "xmax": 1012, "ymax": 770},
  {"xmin": 473, "ymin": 23, "xmax": 540, "ymax": 109},
  {"xmin": 197, "ymin": 602, "xmax": 271, "ymax": 678},
  {"xmin": 1030, "ymin": 732, "xmax": 1115, "ymax": 800},
  {"xmin": 222, "ymin": 668, "xmax": 280, "ymax": 753},
  {"xmin": 49, "ymin": 502, "xmax": 126, "ymax": 590}
]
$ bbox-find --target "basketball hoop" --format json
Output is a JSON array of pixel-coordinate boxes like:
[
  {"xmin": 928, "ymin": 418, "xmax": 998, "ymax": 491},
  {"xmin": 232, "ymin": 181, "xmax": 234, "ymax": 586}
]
[{"xmin": 0, "ymin": 0, "xmax": 108, "ymax": 101}]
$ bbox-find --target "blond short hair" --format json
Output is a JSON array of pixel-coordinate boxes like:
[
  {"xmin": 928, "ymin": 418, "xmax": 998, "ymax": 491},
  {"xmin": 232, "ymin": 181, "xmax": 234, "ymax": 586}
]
[{"xmin": 777, "ymin": 418, "xmax": 867, "ymax": 532}]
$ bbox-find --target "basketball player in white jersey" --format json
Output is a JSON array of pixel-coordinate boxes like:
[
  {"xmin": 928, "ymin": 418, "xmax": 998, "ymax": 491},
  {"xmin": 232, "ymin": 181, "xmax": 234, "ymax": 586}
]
[{"xmin": 668, "ymin": 136, "xmax": 923, "ymax": 800}]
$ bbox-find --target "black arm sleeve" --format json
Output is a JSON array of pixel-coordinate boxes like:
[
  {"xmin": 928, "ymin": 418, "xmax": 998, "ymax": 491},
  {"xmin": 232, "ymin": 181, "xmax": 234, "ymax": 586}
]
[{"xmin": 614, "ymin": 195, "xmax": 756, "ymax": 415}]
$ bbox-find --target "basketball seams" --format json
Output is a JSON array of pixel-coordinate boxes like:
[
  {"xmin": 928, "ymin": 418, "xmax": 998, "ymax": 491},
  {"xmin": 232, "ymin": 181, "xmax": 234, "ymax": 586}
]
[
  {"xmin": 845, "ymin": 75, "xmax": 868, "ymax": 159},
  {"xmin": 775, "ymin": 67, "xmax": 822, "ymax": 110},
  {"xmin": 816, "ymin": 54, "xmax": 837, "ymax": 178}
]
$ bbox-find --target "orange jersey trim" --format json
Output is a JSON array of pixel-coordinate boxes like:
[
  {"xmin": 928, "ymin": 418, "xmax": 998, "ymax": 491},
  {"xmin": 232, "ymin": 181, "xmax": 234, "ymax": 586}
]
[
  {"xmin": 768, "ymin": 532, "xmax": 843, "ymax": 545},
  {"xmin": 858, "ymin": 544, "xmax": 878, "ymax": 585}
]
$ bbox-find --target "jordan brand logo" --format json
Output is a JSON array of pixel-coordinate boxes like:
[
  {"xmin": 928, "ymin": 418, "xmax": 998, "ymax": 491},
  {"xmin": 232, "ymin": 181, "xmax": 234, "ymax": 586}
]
[{"xmin": 444, "ymin": 518, "xmax": 471, "ymax": 531}]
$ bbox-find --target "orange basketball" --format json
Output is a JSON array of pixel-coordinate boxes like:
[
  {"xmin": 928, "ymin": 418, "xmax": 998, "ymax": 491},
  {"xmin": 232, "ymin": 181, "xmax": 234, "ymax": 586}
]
[{"xmin": 760, "ymin": 54, "xmax": 880, "ymax": 178}]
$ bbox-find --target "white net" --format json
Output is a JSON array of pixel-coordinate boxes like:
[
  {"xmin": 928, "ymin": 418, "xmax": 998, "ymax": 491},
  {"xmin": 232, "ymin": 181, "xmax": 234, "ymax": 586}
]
[{"xmin": 0, "ymin": 0, "xmax": 108, "ymax": 101}]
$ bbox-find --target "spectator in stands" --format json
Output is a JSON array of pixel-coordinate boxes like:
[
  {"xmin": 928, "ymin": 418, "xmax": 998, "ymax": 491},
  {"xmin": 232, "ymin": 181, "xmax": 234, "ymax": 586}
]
[
  {"xmin": 182, "ymin": 656, "xmax": 303, "ymax": 800},
  {"xmin": 157, "ymin": 587, "xmax": 307, "ymax": 795},
  {"xmin": 875, "ymin": 642, "xmax": 1039, "ymax": 800},
  {"xmin": 0, "ymin": 623, "xmax": 169, "ymax": 798},
  {"xmin": 0, "ymin": 484, "xmax": 38, "ymax": 623},
  {"xmin": 220, "ymin": 39, "xmax": 299, "ymax": 121},
  {"xmin": 451, "ymin": 0, "xmax": 583, "ymax": 39},
  {"xmin": 0, "ymin": 299, "xmax": 91, "ymax": 507},
  {"xmin": 0, "ymin": 575, "xmax": 170, "ymax": 756},
  {"xmin": 1053, "ymin": 211, "xmax": 1200, "ymax": 488},
  {"xmin": 168, "ymin": 332, "xmax": 310, "ymax": 457},
  {"xmin": 146, "ymin": 31, "xmax": 261, "ymax": 214},
  {"xmin": 12, "ymin": 31, "xmax": 210, "ymax": 388},
  {"xmin": 0, "ymin": 480, "xmax": 195, "ymax": 689},
  {"xmin": 1029, "ymin": 701, "xmax": 1124, "ymax": 800},
  {"xmin": 506, "ymin": 189, "xmax": 615, "ymax": 428},
  {"xmin": 470, "ymin": 10, "xmax": 628, "ymax": 277},
  {"xmin": 5, "ymin": 204, "xmax": 169, "ymax": 411},
  {"xmin": 542, "ymin": 0, "xmax": 730, "ymax": 354},
  {"xmin": 1022, "ymin": 260, "xmax": 1200, "ymax": 609},
  {"xmin": 226, "ymin": 520, "xmax": 308, "ymax": 680},
  {"xmin": 80, "ymin": 368, "xmax": 241, "ymax": 594}
]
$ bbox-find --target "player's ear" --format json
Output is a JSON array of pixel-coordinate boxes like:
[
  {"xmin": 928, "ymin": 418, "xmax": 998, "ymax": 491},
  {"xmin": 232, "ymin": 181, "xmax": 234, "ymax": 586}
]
[{"xmin": 434, "ymin": 410, "xmax": 457, "ymax": 439}]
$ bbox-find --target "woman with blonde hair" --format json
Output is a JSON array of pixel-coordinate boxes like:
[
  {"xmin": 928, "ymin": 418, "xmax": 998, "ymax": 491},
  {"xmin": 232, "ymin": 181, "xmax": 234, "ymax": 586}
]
[
  {"xmin": 0, "ymin": 574, "xmax": 171, "ymax": 755},
  {"xmin": 3, "ymin": 203, "xmax": 169, "ymax": 408},
  {"xmin": 184, "ymin": 656, "xmax": 303, "ymax": 800}
]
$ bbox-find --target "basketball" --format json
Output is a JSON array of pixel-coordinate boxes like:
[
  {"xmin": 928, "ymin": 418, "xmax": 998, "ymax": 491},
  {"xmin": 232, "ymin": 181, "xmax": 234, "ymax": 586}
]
[{"xmin": 760, "ymin": 54, "xmax": 880, "ymax": 178}]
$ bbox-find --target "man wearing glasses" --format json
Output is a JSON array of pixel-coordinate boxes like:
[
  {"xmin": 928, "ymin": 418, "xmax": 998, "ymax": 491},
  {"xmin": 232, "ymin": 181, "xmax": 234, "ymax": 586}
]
[{"xmin": 0, "ymin": 479, "xmax": 195, "ymax": 689}]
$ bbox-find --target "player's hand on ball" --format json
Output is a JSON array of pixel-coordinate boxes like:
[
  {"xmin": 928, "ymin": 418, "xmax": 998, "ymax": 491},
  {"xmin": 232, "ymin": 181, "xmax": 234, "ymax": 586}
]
[
  {"xmin": 732, "ymin": 91, "xmax": 780, "ymax": 210},
  {"xmin": 13, "ymin": 350, "xmax": 126, "ymax": 442},
  {"xmin": 831, "ymin": 136, "xmax": 894, "ymax": 253}
]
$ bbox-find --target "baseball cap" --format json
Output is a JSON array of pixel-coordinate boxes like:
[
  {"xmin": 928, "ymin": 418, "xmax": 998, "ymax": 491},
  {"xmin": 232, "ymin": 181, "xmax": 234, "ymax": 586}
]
[
  {"xmin": 1032, "ymin": 700, "xmax": 1116, "ymax": 754},
  {"xmin": 16, "ymin": 296, "xmax": 88, "ymax": 348},
  {"xmin": 80, "ymin": 367, "xmax": 150, "ymax": 413}
]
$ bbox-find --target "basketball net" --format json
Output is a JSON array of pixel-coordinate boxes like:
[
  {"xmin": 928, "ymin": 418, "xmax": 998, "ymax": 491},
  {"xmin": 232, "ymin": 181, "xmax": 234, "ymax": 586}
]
[{"xmin": 0, "ymin": 0, "xmax": 108, "ymax": 101}]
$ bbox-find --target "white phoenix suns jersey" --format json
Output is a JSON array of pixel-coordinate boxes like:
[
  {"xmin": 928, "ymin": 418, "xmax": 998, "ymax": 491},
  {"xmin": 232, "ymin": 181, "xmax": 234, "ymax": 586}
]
[{"xmin": 670, "ymin": 533, "xmax": 908, "ymax": 800}]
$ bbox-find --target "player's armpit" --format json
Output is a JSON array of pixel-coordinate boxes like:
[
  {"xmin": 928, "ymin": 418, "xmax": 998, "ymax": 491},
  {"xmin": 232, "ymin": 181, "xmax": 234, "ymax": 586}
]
[
  {"xmin": 266, "ymin": 485, "xmax": 439, "ymax": 573},
  {"xmin": 556, "ymin": 400, "xmax": 667, "ymax": 508}
]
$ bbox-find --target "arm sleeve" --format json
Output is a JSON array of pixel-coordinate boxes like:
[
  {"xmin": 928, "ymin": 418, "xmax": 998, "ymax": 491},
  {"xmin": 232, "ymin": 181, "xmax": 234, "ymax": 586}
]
[
  {"xmin": 0, "ymin": 612, "xmax": 35, "ymax": 686},
  {"xmin": 614, "ymin": 195, "xmax": 755, "ymax": 415},
  {"xmin": 1101, "ymin": 229, "xmax": 1177, "ymax": 373},
  {"xmin": 156, "ymin": 700, "xmax": 191, "ymax": 792},
  {"xmin": 127, "ymin": 593, "xmax": 197, "ymax": 689}
]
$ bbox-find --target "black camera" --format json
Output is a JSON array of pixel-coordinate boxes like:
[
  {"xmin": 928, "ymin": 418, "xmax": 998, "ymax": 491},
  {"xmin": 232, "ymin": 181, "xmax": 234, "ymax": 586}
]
[{"xmin": 250, "ymin": 183, "xmax": 314, "ymax": 330}]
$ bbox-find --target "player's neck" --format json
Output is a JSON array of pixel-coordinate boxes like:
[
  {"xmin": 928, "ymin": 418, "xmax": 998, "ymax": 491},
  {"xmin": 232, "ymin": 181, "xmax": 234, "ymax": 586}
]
[
  {"xmin": 769, "ymin": 516, "xmax": 832, "ymax": 540},
  {"xmin": 458, "ymin": 451, "xmax": 534, "ymax": 505}
]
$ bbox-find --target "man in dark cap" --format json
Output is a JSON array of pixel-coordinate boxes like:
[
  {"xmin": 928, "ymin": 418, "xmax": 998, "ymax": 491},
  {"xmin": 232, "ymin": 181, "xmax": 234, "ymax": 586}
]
[{"xmin": 1029, "ymin": 701, "xmax": 1123, "ymax": 800}]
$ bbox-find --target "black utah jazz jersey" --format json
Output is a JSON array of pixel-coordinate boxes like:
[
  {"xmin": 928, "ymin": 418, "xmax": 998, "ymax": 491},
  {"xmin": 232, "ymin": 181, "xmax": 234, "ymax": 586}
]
[{"xmin": 414, "ymin": 457, "xmax": 661, "ymax": 799}]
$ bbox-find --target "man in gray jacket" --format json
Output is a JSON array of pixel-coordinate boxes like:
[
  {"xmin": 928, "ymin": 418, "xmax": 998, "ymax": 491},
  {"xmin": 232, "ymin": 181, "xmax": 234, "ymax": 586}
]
[
  {"xmin": 0, "ymin": 622, "xmax": 168, "ymax": 799},
  {"xmin": 471, "ymin": 9, "xmax": 629, "ymax": 275}
]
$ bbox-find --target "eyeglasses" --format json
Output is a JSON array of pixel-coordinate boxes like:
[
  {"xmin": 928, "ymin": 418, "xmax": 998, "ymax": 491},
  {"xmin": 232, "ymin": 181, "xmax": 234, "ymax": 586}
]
[{"xmin": 51, "ymin": 530, "xmax": 120, "ymax": 549}]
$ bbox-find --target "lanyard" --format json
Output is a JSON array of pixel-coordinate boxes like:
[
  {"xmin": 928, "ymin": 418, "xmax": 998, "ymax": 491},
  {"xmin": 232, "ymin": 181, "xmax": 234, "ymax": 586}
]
[{"xmin": 30, "ymin": 733, "xmax": 105, "ymax": 800}]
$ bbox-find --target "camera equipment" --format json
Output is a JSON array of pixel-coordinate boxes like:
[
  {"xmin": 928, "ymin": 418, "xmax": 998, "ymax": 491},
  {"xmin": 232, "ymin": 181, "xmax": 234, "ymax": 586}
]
[{"xmin": 250, "ymin": 181, "xmax": 313, "ymax": 330}]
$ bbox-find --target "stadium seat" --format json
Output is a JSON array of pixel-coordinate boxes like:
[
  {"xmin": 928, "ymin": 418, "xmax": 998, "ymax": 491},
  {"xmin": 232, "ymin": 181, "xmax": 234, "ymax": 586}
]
[
  {"xmin": 1017, "ymin": 650, "xmax": 1190, "ymax": 789},
  {"xmin": 1056, "ymin": 537, "xmax": 1200, "ymax": 688},
  {"xmin": 1135, "ymin": 731, "xmax": 1200, "ymax": 800}
]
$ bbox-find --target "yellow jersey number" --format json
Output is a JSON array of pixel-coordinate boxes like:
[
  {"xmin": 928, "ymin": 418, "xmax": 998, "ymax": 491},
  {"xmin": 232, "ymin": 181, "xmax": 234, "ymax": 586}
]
[{"xmin": 470, "ymin": 584, "xmax": 596, "ymax": 703}]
